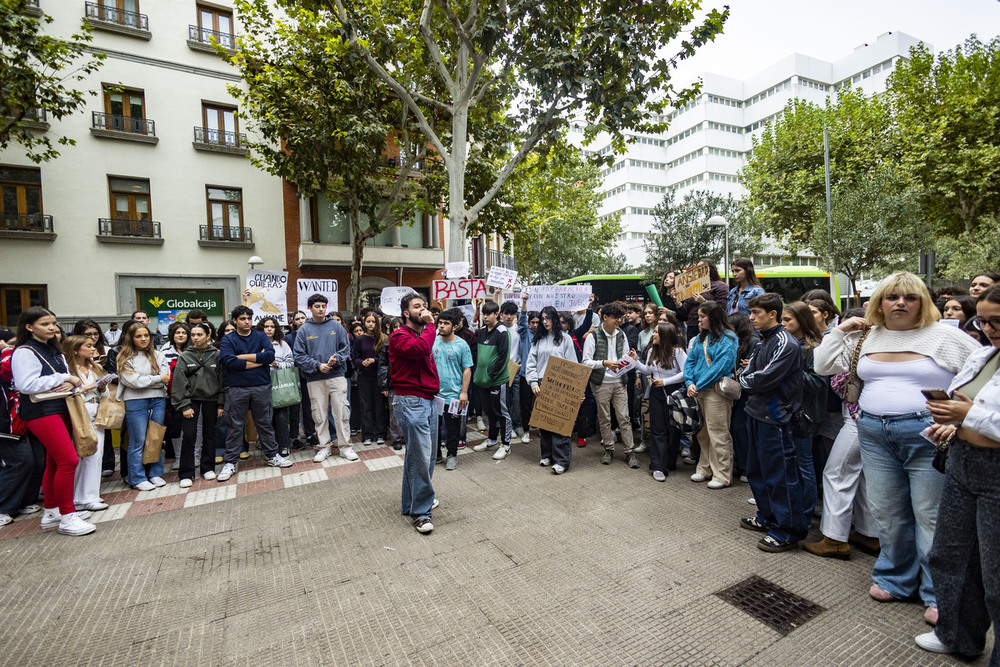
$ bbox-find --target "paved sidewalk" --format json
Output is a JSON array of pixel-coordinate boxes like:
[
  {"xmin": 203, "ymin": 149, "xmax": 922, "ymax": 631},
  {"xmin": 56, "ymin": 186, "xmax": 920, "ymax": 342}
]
[{"xmin": 0, "ymin": 427, "xmax": 990, "ymax": 666}]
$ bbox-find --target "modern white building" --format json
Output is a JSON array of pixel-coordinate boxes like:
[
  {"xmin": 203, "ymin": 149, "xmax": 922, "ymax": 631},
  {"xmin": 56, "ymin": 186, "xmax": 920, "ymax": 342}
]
[
  {"xmin": 0, "ymin": 0, "xmax": 285, "ymax": 329},
  {"xmin": 573, "ymin": 31, "xmax": 927, "ymax": 269}
]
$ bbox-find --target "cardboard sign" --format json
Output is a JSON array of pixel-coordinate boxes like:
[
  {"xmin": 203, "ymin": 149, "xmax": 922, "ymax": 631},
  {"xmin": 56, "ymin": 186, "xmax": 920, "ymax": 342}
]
[
  {"xmin": 525, "ymin": 285, "xmax": 591, "ymax": 312},
  {"xmin": 431, "ymin": 278, "xmax": 487, "ymax": 301},
  {"xmin": 508, "ymin": 359, "xmax": 520, "ymax": 386},
  {"xmin": 445, "ymin": 262, "xmax": 470, "ymax": 279},
  {"xmin": 296, "ymin": 279, "xmax": 339, "ymax": 313},
  {"xmin": 528, "ymin": 356, "xmax": 593, "ymax": 436},
  {"xmin": 245, "ymin": 270, "xmax": 288, "ymax": 325},
  {"xmin": 674, "ymin": 265, "xmax": 711, "ymax": 301},
  {"xmin": 380, "ymin": 286, "xmax": 415, "ymax": 317},
  {"xmin": 486, "ymin": 266, "xmax": 518, "ymax": 290}
]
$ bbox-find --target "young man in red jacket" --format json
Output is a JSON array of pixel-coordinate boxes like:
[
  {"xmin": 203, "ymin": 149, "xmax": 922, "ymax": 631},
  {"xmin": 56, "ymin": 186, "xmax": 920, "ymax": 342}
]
[{"xmin": 388, "ymin": 292, "xmax": 440, "ymax": 534}]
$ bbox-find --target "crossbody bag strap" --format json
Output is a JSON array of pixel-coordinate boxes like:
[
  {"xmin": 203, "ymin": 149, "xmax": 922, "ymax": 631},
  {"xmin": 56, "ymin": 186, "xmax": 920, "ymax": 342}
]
[
  {"xmin": 702, "ymin": 338, "xmax": 711, "ymax": 366},
  {"xmin": 26, "ymin": 345, "xmax": 61, "ymax": 375},
  {"xmin": 847, "ymin": 328, "xmax": 871, "ymax": 383}
]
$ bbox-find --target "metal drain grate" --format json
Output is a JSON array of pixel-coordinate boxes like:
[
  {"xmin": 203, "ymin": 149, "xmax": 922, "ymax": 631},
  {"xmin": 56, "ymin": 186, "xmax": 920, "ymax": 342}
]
[{"xmin": 715, "ymin": 575, "xmax": 824, "ymax": 635}]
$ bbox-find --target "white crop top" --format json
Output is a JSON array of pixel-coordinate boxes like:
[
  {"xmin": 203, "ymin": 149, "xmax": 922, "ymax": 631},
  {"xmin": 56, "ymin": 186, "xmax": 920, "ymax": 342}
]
[{"xmin": 857, "ymin": 356, "xmax": 955, "ymax": 415}]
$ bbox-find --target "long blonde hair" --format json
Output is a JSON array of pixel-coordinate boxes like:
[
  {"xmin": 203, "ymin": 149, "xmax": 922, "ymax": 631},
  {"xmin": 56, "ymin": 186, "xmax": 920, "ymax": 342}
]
[
  {"xmin": 117, "ymin": 325, "xmax": 160, "ymax": 374},
  {"xmin": 62, "ymin": 335, "xmax": 105, "ymax": 379}
]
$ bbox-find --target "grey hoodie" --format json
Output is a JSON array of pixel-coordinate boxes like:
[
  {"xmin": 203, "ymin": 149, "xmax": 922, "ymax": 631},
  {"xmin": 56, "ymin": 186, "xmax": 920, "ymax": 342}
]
[{"xmin": 292, "ymin": 316, "xmax": 352, "ymax": 382}]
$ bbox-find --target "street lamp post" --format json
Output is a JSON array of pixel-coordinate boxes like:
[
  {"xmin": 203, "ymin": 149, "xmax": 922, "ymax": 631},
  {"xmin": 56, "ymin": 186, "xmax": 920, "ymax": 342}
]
[{"xmin": 705, "ymin": 216, "xmax": 729, "ymax": 281}]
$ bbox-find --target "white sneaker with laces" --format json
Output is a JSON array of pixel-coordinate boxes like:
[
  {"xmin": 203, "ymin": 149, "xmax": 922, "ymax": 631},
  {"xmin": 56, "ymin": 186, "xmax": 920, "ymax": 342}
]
[
  {"xmin": 313, "ymin": 447, "xmax": 332, "ymax": 463},
  {"xmin": 217, "ymin": 463, "xmax": 237, "ymax": 481},
  {"xmin": 914, "ymin": 631, "xmax": 954, "ymax": 654},
  {"xmin": 520, "ymin": 432, "xmax": 530, "ymax": 444},
  {"xmin": 707, "ymin": 480, "xmax": 727, "ymax": 489},
  {"xmin": 476, "ymin": 416, "xmax": 486, "ymax": 431},
  {"xmin": 19, "ymin": 504, "xmax": 42, "ymax": 515},
  {"xmin": 267, "ymin": 454, "xmax": 293, "ymax": 468},
  {"xmin": 134, "ymin": 481, "xmax": 155, "ymax": 491},
  {"xmin": 492, "ymin": 445, "xmax": 510, "ymax": 461},
  {"xmin": 339, "ymin": 446, "xmax": 359, "ymax": 461},
  {"xmin": 171, "ymin": 461, "xmax": 180, "ymax": 471},
  {"xmin": 58, "ymin": 512, "xmax": 96, "ymax": 536},
  {"xmin": 431, "ymin": 498, "xmax": 440, "ymax": 510},
  {"xmin": 149, "ymin": 476, "xmax": 166, "ymax": 487},
  {"xmin": 539, "ymin": 458, "xmax": 551, "ymax": 467},
  {"xmin": 0, "ymin": 513, "xmax": 12, "ymax": 527},
  {"xmin": 551, "ymin": 464, "xmax": 566, "ymax": 475},
  {"xmin": 632, "ymin": 442, "xmax": 648, "ymax": 453},
  {"xmin": 690, "ymin": 473, "xmax": 709, "ymax": 482},
  {"xmin": 472, "ymin": 439, "xmax": 497, "ymax": 452},
  {"xmin": 203, "ymin": 470, "xmax": 217, "ymax": 480},
  {"xmin": 179, "ymin": 478, "xmax": 193, "ymax": 488}
]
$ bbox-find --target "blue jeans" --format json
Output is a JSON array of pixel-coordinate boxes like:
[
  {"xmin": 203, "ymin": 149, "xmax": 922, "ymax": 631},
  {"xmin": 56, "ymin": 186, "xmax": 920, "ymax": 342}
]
[
  {"xmin": 793, "ymin": 435, "xmax": 817, "ymax": 523},
  {"xmin": 746, "ymin": 418, "xmax": 808, "ymax": 544},
  {"xmin": 124, "ymin": 396, "xmax": 166, "ymax": 485},
  {"xmin": 394, "ymin": 394, "xmax": 438, "ymax": 520},
  {"xmin": 857, "ymin": 410, "xmax": 943, "ymax": 606}
]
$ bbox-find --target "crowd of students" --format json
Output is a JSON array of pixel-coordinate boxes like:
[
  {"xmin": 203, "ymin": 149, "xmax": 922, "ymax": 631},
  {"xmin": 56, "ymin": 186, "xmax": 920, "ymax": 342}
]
[{"xmin": 2, "ymin": 264, "xmax": 1000, "ymax": 663}]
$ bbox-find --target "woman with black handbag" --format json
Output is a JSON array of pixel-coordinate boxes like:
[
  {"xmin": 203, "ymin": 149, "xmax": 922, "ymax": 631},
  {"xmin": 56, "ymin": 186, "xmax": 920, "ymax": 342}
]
[
  {"xmin": 633, "ymin": 323, "xmax": 687, "ymax": 481},
  {"xmin": 10, "ymin": 307, "xmax": 94, "ymax": 536}
]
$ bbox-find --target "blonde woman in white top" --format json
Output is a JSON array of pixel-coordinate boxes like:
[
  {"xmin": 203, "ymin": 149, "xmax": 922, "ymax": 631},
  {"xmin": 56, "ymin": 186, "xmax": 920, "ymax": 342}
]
[{"xmin": 62, "ymin": 335, "xmax": 111, "ymax": 511}]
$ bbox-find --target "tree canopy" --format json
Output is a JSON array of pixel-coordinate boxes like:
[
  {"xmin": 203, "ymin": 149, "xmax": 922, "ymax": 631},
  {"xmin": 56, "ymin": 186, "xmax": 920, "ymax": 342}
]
[{"xmin": 0, "ymin": 0, "xmax": 104, "ymax": 162}]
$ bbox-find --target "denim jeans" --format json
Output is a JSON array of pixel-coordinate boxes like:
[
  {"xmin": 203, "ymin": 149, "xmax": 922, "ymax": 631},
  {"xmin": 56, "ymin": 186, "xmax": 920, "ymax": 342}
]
[
  {"xmin": 124, "ymin": 396, "xmax": 166, "ymax": 485},
  {"xmin": 793, "ymin": 435, "xmax": 817, "ymax": 523},
  {"xmin": 394, "ymin": 394, "xmax": 438, "ymax": 520},
  {"xmin": 857, "ymin": 410, "xmax": 943, "ymax": 606}
]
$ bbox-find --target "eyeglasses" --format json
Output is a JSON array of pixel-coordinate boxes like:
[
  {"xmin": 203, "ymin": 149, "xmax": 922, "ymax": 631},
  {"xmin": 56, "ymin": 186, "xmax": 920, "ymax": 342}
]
[
  {"xmin": 84, "ymin": 332, "xmax": 100, "ymax": 338},
  {"xmin": 973, "ymin": 317, "xmax": 1000, "ymax": 331}
]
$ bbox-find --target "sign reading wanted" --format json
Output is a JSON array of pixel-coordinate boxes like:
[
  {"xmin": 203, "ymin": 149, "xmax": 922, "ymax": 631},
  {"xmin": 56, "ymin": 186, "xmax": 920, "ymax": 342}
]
[
  {"xmin": 674, "ymin": 264, "xmax": 711, "ymax": 301},
  {"xmin": 528, "ymin": 356, "xmax": 593, "ymax": 436}
]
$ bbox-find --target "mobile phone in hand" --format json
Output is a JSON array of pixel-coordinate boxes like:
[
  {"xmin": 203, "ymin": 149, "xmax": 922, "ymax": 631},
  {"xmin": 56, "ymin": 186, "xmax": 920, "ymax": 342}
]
[{"xmin": 920, "ymin": 389, "xmax": 950, "ymax": 401}]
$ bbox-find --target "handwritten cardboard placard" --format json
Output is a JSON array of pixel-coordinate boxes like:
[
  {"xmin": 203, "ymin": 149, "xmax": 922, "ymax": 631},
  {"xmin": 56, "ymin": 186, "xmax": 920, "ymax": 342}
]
[
  {"xmin": 674, "ymin": 264, "xmax": 711, "ymax": 301},
  {"xmin": 296, "ymin": 279, "xmax": 339, "ymax": 313},
  {"xmin": 445, "ymin": 261, "xmax": 470, "ymax": 279},
  {"xmin": 245, "ymin": 270, "xmax": 288, "ymax": 325},
  {"xmin": 380, "ymin": 286, "xmax": 415, "ymax": 317},
  {"xmin": 486, "ymin": 266, "xmax": 518, "ymax": 290},
  {"xmin": 431, "ymin": 278, "xmax": 487, "ymax": 301},
  {"xmin": 528, "ymin": 355, "xmax": 593, "ymax": 436},
  {"xmin": 525, "ymin": 285, "xmax": 591, "ymax": 312}
]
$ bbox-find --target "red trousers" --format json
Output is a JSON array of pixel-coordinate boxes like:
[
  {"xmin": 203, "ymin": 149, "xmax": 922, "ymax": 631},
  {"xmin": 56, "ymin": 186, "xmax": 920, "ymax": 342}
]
[{"xmin": 27, "ymin": 413, "xmax": 79, "ymax": 515}]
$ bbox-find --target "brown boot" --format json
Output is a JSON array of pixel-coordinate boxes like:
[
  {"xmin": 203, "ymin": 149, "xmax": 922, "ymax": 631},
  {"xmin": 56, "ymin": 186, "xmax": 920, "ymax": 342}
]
[
  {"xmin": 802, "ymin": 536, "xmax": 851, "ymax": 560},
  {"xmin": 849, "ymin": 529, "xmax": 881, "ymax": 554}
]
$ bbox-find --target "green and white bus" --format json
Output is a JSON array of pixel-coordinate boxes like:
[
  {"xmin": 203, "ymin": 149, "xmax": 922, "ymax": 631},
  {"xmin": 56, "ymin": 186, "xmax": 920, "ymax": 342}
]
[{"xmin": 556, "ymin": 266, "xmax": 841, "ymax": 306}]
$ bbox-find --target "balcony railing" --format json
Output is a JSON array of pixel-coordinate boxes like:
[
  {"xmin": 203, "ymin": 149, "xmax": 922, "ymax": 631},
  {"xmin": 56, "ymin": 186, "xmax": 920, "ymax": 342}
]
[
  {"xmin": 469, "ymin": 246, "xmax": 518, "ymax": 273},
  {"xmin": 84, "ymin": 2, "xmax": 148, "ymax": 30},
  {"xmin": 98, "ymin": 218, "xmax": 160, "ymax": 238},
  {"xmin": 200, "ymin": 225, "xmax": 252, "ymax": 242},
  {"xmin": 378, "ymin": 155, "xmax": 428, "ymax": 171},
  {"xmin": 1, "ymin": 213, "xmax": 53, "ymax": 233},
  {"xmin": 93, "ymin": 112, "xmax": 155, "ymax": 136},
  {"xmin": 193, "ymin": 126, "xmax": 246, "ymax": 147},
  {"xmin": 188, "ymin": 25, "xmax": 235, "ymax": 49}
]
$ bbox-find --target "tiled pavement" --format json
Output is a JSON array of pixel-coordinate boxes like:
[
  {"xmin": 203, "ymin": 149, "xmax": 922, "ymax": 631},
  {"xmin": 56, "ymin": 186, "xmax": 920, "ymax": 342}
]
[{"xmin": 0, "ymin": 425, "xmax": 991, "ymax": 666}]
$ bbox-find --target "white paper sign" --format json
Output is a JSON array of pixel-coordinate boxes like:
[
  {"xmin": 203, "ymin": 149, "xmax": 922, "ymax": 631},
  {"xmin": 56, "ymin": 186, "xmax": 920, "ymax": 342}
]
[
  {"xmin": 446, "ymin": 262, "xmax": 470, "ymax": 279},
  {"xmin": 245, "ymin": 270, "xmax": 289, "ymax": 325},
  {"xmin": 526, "ymin": 285, "xmax": 591, "ymax": 312},
  {"xmin": 431, "ymin": 278, "xmax": 487, "ymax": 301},
  {"xmin": 380, "ymin": 286, "xmax": 415, "ymax": 317},
  {"xmin": 606, "ymin": 355, "xmax": 637, "ymax": 379},
  {"xmin": 296, "ymin": 279, "xmax": 339, "ymax": 313},
  {"xmin": 457, "ymin": 304, "xmax": 475, "ymax": 327},
  {"xmin": 486, "ymin": 266, "xmax": 518, "ymax": 290},
  {"xmin": 448, "ymin": 398, "xmax": 469, "ymax": 416},
  {"xmin": 433, "ymin": 395, "xmax": 447, "ymax": 416},
  {"xmin": 502, "ymin": 289, "xmax": 523, "ymax": 304}
]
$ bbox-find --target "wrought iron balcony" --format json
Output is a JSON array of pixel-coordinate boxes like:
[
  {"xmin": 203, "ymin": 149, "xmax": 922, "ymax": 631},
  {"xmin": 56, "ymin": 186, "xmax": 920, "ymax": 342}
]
[
  {"xmin": 378, "ymin": 155, "xmax": 427, "ymax": 171},
  {"xmin": 92, "ymin": 111, "xmax": 155, "ymax": 136},
  {"xmin": 98, "ymin": 218, "xmax": 160, "ymax": 238},
  {"xmin": 193, "ymin": 126, "xmax": 245, "ymax": 147},
  {"xmin": 200, "ymin": 225, "xmax": 252, "ymax": 242},
  {"xmin": 187, "ymin": 25, "xmax": 235, "ymax": 49},
  {"xmin": 0, "ymin": 213, "xmax": 53, "ymax": 233},
  {"xmin": 84, "ymin": 2, "xmax": 148, "ymax": 31}
]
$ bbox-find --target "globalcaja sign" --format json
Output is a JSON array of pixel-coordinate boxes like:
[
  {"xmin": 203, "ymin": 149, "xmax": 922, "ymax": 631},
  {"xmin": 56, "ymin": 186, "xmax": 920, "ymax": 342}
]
[{"xmin": 136, "ymin": 289, "xmax": 225, "ymax": 320}]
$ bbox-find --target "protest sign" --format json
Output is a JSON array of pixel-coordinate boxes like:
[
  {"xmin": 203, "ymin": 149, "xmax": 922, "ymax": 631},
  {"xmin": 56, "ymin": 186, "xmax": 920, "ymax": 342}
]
[
  {"xmin": 380, "ymin": 286, "xmax": 415, "ymax": 317},
  {"xmin": 674, "ymin": 264, "xmax": 710, "ymax": 301},
  {"xmin": 525, "ymin": 285, "xmax": 591, "ymax": 312},
  {"xmin": 605, "ymin": 355, "xmax": 637, "ymax": 379},
  {"xmin": 486, "ymin": 266, "xmax": 518, "ymax": 290},
  {"xmin": 431, "ymin": 278, "xmax": 487, "ymax": 301},
  {"xmin": 296, "ymin": 278, "xmax": 339, "ymax": 313},
  {"xmin": 501, "ymin": 289, "xmax": 522, "ymax": 304},
  {"xmin": 445, "ymin": 261, "xmax": 470, "ymax": 278},
  {"xmin": 528, "ymin": 356, "xmax": 593, "ymax": 436},
  {"xmin": 457, "ymin": 304, "xmax": 475, "ymax": 326},
  {"xmin": 245, "ymin": 270, "xmax": 288, "ymax": 325}
]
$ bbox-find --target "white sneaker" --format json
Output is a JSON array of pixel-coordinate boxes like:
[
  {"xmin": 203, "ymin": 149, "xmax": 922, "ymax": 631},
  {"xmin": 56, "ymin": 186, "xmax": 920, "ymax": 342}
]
[
  {"xmin": 179, "ymin": 478, "xmax": 193, "ymax": 488},
  {"xmin": 690, "ymin": 473, "xmax": 709, "ymax": 482},
  {"xmin": 0, "ymin": 513, "xmax": 11, "ymax": 527},
  {"xmin": 149, "ymin": 476, "xmax": 166, "ymax": 487},
  {"xmin": 492, "ymin": 445, "xmax": 510, "ymax": 460},
  {"xmin": 514, "ymin": 427, "xmax": 524, "ymax": 438},
  {"xmin": 632, "ymin": 442, "xmax": 648, "ymax": 453},
  {"xmin": 217, "ymin": 463, "xmax": 237, "ymax": 481},
  {"xmin": 171, "ymin": 461, "xmax": 180, "ymax": 471},
  {"xmin": 313, "ymin": 447, "xmax": 332, "ymax": 463},
  {"xmin": 431, "ymin": 498, "xmax": 440, "ymax": 510},
  {"xmin": 203, "ymin": 470, "xmax": 217, "ymax": 480},
  {"xmin": 472, "ymin": 439, "xmax": 497, "ymax": 452},
  {"xmin": 539, "ymin": 458, "xmax": 551, "ymax": 467},
  {"xmin": 58, "ymin": 512, "xmax": 96, "ymax": 536},
  {"xmin": 914, "ymin": 631, "xmax": 953, "ymax": 654},
  {"xmin": 748, "ymin": 497, "xmax": 757, "ymax": 505},
  {"xmin": 520, "ymin": 432, "xmax": 530, "ymax": 444},
  {"xmin": 267, "ymin": 454, "xmax": 293, "ymax": 468},
  {"xmin": 707, "ymin": 480, "xmax": 727, "ymax": 489},
  {"xmin": 552, "ymin": 464, "xmax": 566, "ymax": 475},
  {"xmin": 339, "ymin": 446, "xmax": 359, "ymax": 461},
  {"xmin": 376, "ymin": 437, "xmax": 385, "ymax": 445},
  {"xmin": 76, "ymin": 501, "xmax": 109, "ymax": 511},
  {"xmin": 362, "ymin": 438, "xmax": 373, "ymax": 445},
  {"xmin": 476, "ymin": 416, "xmax": 486, "ymax": 431},
  {"xmin": 134, "ymin": 481, "xmax": 155, "ymax": 491}
]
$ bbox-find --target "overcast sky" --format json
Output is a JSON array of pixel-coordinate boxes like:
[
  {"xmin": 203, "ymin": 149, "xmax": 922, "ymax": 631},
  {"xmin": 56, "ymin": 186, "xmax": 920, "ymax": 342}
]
[{"xmin": 667, "ymin": 0, "xmax": 1000, "ymax": 87}]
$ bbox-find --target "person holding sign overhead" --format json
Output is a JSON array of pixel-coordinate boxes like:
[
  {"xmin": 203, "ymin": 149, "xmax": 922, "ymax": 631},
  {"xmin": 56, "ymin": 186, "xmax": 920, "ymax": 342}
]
[
  {"xmin": 472, "ymin": 302, "xmax": 512, "ymax": 460},
  {"xmin": 676, "ymin": 259, "xmax": 730, "ymax": 342},
  {"xmin": 526, "ymin": 306, "xmax": 579, "ymax": 474}
]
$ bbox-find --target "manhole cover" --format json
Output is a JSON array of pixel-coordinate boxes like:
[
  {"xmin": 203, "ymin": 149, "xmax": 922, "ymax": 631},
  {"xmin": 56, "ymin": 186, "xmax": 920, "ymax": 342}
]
[{"xmin": 715, "ymin": 575, "xmax": 824, "ymax": 635}]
